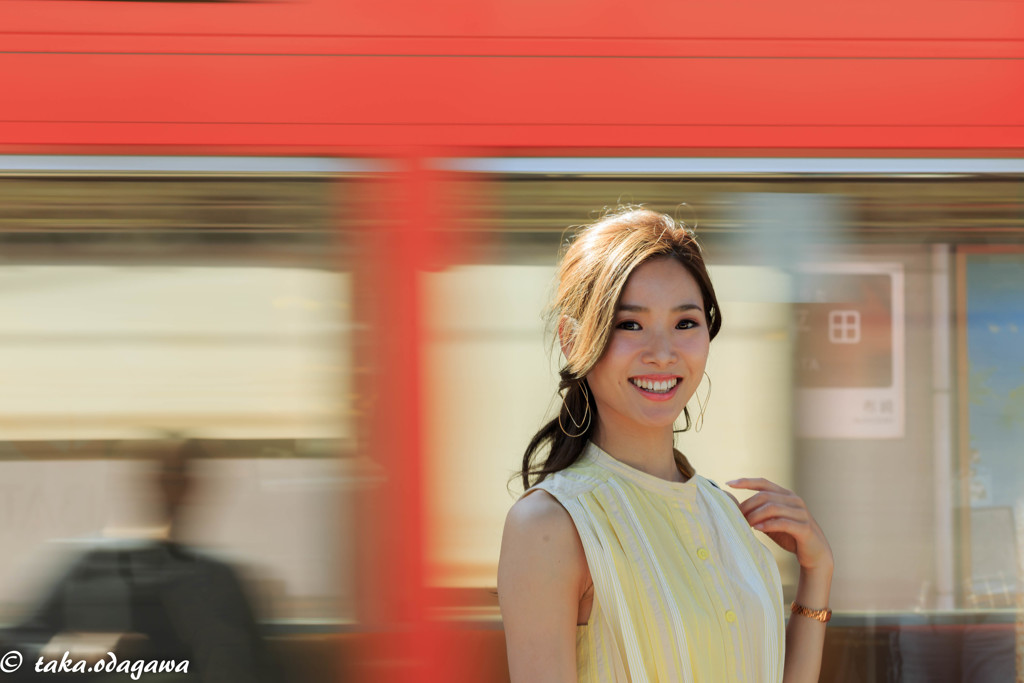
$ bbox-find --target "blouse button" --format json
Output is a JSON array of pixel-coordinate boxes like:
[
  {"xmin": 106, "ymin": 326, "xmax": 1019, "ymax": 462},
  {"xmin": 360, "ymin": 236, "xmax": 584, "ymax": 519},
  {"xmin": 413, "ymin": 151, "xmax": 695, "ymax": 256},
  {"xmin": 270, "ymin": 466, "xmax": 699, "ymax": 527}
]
[
  {"xmin": 725, "ymin": 610, "xmax": 737, "ymax": 623},
  {"xmin": 696, "ymin": 548, "xmax": 710, "ymax": 561}
]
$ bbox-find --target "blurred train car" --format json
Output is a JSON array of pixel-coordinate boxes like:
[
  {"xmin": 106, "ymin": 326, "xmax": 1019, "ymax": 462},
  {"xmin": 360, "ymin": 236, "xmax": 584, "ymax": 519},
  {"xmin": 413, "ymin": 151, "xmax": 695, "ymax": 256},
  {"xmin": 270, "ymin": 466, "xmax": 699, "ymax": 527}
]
[{"xmin": 1, "ymin": 1, "xmax": 1023, "ymax": 682}]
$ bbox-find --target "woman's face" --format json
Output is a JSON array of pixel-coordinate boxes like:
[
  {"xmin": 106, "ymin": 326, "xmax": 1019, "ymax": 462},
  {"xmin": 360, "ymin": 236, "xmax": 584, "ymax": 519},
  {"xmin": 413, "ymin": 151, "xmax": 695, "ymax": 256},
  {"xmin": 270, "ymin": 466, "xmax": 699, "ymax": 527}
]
[{"xmin": 585, "ymin": 256, "xmax": 711, "ymax": 436}]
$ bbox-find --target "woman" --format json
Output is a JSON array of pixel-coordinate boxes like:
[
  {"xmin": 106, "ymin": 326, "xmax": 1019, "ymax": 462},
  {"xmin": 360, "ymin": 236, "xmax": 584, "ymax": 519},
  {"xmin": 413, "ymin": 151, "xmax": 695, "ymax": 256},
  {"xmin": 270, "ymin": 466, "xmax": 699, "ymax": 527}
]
[{"xmin": 498, "ymin": 207, "xmax": 833, "ymax": 683}]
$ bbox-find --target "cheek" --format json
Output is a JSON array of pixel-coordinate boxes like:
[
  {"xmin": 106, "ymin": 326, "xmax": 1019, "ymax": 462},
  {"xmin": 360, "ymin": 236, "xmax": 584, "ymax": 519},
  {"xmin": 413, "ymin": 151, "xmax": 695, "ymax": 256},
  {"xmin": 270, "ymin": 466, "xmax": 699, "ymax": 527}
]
[
  {"xmin": 587, "ymin": 341, "xmax": 632, "ymax": 388},
  {"xmin": 680, "ymin": 336, "xmax": 710, "ymax": 364},
  {"xmin": 688, "ymin": 329, "xmax": 711, "ymax": 351},
  {"xmin": 594, "ymin": 336, "xmax": 631, "ymax": 365}
]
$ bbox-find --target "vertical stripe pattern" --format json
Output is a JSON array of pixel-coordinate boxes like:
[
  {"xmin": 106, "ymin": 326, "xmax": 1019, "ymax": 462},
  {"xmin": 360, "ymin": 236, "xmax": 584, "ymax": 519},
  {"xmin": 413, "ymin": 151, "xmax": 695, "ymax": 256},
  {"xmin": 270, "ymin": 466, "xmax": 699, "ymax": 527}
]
[{"xmin": 532, "ymin": 441, "xmax": 785, "ymax": 683}]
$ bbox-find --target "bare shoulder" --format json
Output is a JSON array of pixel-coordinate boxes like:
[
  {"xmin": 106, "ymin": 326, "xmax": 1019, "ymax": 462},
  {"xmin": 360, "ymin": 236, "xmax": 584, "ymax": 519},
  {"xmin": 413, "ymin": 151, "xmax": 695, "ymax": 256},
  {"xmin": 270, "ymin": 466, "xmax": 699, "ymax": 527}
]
[
  {"xmin": 498, "ymin": 489, "xmax": 587, "ymax": 682},
  {"xmin": 504, "ymin": 489, "xmax": 576, "ymax": 537},
  {"xmin": 498, "ymin": 489, "xmax": 589, "ymax": 602},
  {"xmin": 500, "ymin": 489, "xmax": 584, "ymax": 573}
]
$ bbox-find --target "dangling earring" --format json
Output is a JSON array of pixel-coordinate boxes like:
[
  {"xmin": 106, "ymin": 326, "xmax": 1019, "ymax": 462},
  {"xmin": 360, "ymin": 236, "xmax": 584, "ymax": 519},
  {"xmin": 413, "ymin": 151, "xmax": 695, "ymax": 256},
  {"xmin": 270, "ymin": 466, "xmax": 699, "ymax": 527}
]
[
  {"xmin": 694, "ymin": 371, "xmax": 712, "ymax": 433},
  {"xmin": 558, "ymin": 380, "xmax": 591, "ymax": 438}
]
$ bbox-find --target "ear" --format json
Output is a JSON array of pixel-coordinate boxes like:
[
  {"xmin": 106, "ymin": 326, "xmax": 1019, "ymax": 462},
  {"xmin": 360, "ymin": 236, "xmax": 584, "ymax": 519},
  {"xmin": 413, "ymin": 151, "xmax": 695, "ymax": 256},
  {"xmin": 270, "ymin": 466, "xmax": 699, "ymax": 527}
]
[{"xmin": 557, "ymin": 316, "xmax": 577, "ymax": 361}]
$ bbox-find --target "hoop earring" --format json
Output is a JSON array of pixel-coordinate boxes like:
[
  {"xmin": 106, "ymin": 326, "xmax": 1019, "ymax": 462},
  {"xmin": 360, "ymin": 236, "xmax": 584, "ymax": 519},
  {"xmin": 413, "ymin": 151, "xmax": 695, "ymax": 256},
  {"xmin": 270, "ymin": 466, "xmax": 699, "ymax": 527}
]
[
  {"xmin": 694, "ymin": 371, "xmax": 712, "ymax": 433},
  {"xmin": 558, "ymin": 381, "xmax": 591, "ymax": 438}
]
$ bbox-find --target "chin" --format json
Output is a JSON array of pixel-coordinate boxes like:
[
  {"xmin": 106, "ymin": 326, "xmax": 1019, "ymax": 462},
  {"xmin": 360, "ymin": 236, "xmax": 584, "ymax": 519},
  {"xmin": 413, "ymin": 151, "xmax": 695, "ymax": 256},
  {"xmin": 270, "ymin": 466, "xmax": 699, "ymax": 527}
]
[{"xmin": 635, "ymin": 413, "xmax": 684, "ymax": 430}]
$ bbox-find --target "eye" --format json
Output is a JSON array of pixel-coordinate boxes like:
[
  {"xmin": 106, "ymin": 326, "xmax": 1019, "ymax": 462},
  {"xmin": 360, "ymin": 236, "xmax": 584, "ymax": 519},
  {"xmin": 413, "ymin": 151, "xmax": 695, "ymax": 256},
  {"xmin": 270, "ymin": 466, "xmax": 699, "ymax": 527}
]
[
  {"xmin": 616, "ymin": 320, "xmax": 641, "ymax": 331},
  {"xmin": 677, "ymin": 319, "xmax": 700, "ymax": 330}
]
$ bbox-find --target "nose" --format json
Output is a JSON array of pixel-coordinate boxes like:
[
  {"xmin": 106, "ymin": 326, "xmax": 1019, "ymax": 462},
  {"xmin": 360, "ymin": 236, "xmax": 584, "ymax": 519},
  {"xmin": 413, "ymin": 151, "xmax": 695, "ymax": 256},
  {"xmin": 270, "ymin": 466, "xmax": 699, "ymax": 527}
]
[{"xmin": 642, "ymin": 330, "xmax": 678, "ymax": 366}]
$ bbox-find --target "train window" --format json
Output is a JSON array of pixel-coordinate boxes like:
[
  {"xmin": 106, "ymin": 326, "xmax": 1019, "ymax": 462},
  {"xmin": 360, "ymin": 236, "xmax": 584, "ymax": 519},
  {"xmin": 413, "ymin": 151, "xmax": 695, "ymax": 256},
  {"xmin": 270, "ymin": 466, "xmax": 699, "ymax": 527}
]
[
  {"xmin": 421, "ymin": 165, "xmax": 1024, "ymax": 678},
  {"xmin": 0, "ymin": 171, "xmax": 357, "ymax": 624},
  {"xmin": 4, "ymin": 160, "xmax": 1022, "ymax": 679}
]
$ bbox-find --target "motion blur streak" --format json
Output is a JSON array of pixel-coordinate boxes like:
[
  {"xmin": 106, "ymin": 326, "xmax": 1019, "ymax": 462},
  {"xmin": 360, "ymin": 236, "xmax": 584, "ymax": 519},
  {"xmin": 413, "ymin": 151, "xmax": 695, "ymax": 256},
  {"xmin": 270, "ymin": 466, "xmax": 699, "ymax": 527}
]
[{"xmin": 1, "ymin": 0, "xmax": 1022, "ymax": 680}]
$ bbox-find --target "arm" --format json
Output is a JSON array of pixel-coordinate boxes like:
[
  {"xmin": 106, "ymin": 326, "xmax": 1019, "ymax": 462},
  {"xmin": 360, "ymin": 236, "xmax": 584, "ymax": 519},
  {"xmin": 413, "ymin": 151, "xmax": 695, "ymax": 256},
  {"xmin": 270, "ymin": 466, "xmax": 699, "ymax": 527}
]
[
  {"xmin": 784, "ymin": 564, "xmax": 832, "ymax": 683},
  {"xmin": 726, "ymin": 478, "xmax": 834, "ymax": 683},
  {"xmin": 497, "ymin": 490, "xmax": 588, "ymax": 683}
]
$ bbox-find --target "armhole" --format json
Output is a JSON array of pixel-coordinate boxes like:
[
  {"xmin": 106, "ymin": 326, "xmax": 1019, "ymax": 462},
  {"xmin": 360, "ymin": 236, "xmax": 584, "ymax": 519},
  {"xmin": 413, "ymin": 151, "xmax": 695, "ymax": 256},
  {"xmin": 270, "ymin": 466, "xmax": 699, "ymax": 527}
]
[
  {"xmin": 520, "ymin": 485, "xmax": 583, "ymax": 541},
  {"xmin": 520, "ymin": 482, "xmax": 558, "ymax": 505}
]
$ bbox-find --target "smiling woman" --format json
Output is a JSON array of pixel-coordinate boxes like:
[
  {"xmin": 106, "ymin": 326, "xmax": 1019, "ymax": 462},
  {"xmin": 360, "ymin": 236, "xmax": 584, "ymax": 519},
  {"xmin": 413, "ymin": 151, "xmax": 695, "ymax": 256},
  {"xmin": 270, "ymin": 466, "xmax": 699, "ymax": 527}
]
[
  {"xmin": 517, "ymin": 207, "xmax": 722, "ymax": 489},
  {"xmin": 585, "ymin": 256, "xmax": 711, "ymax": 460},
  {"xmin": 497, "ymin": 207, "xmax": 834, "ymax": 683}
]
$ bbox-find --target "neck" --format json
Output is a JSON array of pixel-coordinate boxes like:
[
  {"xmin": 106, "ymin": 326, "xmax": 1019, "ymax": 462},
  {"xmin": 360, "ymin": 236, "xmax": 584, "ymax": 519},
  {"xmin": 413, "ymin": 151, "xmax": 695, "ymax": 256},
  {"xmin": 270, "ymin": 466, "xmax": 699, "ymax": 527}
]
[{"xmin": 590, "ymin": 421, "xmax": 684, "ymax": 482}]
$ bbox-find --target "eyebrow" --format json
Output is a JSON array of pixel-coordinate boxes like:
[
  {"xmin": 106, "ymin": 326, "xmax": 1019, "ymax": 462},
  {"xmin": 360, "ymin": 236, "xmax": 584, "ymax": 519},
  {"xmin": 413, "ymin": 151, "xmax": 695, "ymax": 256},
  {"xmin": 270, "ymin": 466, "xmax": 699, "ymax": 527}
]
[{"xmin": 617, "ymin": 303, "xmax": 704, "ymax": 313}]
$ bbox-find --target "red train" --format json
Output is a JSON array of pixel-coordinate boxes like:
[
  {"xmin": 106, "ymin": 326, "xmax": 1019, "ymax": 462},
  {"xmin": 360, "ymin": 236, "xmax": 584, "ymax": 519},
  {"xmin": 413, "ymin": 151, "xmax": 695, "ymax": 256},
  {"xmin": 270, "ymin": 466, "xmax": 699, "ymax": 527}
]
[{"xmin": 1, "ymin": 2, "xmax": 1022, "ymax": 682}]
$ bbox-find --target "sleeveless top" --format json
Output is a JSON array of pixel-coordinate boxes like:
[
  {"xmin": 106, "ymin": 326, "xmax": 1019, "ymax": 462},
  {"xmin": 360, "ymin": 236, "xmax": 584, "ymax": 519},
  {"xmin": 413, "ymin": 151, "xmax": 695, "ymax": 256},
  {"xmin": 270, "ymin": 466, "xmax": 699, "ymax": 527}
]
[{"xmin": 531, "ymin": 440, "xmax": 784, "ymax": 683}]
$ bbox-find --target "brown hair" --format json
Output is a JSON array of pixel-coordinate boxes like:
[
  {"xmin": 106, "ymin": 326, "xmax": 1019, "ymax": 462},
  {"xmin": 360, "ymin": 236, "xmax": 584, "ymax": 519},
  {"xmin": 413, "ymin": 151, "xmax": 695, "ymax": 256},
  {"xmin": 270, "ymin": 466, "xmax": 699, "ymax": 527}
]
[{"xmin": 520, "ymin": 207, "xmax": 722, "ymax": 490}]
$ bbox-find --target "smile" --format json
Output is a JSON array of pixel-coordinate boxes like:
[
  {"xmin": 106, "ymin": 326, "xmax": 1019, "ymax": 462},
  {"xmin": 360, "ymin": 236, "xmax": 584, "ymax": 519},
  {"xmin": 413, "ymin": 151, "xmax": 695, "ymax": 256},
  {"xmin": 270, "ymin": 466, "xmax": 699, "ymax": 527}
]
[{"xmin": 629, "ymin": 377, "xmax": 679, "ymax": 394}]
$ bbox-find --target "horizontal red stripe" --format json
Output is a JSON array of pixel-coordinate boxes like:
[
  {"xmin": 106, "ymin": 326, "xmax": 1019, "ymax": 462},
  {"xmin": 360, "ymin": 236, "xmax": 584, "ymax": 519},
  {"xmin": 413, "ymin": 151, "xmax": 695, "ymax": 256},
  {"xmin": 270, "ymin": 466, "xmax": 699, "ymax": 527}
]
[
  {"xmin": 3, "ymin": 35, "xmax": 1024, "ymax": 58},
  {"xmin": 2, "ymin": 0, "xmax": 1021, "ymax": 43}
]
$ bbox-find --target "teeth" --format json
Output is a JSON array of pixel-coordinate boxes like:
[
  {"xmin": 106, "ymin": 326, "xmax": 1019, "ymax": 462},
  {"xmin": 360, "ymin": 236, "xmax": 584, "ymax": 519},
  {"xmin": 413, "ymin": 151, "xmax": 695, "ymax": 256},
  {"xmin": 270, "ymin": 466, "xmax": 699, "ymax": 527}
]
[{"xmin": 630, "ymin": 377, "xmax": 678, "ymax": 393}]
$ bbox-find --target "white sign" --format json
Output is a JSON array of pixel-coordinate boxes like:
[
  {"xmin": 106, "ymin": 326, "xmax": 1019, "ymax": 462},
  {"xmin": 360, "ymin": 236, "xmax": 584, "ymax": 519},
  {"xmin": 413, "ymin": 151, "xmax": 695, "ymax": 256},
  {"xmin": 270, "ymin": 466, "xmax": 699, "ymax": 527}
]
[{"xmin": 795, "ymin": 263, "xmax": 905, "ymax": 439}]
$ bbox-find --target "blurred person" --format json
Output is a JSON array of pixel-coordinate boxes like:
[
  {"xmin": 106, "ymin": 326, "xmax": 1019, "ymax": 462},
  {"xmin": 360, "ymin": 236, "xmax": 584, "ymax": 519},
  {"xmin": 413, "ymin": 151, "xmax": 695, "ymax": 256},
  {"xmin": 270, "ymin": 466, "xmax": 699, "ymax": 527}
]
[
  {"xmin": 498, "ymin": 207, "xmax": 834, "ymax": 683},
  {"xmin": 0, "ymin": 438, "xmax": 283, "ymax": 683}
]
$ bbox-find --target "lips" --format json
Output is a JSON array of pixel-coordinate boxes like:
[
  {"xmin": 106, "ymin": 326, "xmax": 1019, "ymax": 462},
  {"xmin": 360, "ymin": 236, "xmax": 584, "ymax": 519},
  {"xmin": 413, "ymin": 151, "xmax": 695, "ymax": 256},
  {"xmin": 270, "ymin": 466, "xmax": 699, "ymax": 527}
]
[{"xmin": 628, "ymin": 375, "xmax": 682, "ymax": 402}]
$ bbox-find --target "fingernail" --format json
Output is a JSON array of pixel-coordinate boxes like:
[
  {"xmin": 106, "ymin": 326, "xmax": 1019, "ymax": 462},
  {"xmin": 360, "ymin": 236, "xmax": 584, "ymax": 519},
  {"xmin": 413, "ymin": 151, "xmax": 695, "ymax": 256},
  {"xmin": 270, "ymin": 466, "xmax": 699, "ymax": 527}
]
[{"xmin": 725, "ymin": 479, "xmax": 739, "ymax": 486}]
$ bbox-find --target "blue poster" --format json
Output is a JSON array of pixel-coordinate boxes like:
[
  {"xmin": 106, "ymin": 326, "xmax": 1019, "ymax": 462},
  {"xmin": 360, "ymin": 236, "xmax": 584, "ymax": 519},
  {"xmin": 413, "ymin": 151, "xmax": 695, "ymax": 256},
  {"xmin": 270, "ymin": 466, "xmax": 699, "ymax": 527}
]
[{"xmin": 966, "ymin": 254, "xmax": 1024, "ymax": 509}]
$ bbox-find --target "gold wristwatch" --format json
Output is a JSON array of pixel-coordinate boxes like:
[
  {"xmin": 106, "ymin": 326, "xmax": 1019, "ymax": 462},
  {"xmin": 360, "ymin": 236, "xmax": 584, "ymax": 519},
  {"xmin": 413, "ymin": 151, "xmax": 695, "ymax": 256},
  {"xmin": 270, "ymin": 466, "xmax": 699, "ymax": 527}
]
[{"xmin": 790, "ymin": 601, "xmax": 832, "ymax": 623}]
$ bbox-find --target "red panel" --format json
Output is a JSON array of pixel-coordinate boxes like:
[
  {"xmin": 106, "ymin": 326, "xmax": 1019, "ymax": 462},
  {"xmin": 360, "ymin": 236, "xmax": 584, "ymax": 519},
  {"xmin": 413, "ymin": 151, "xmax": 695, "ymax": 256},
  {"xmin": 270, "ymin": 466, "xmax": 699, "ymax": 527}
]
[
  {"xmin": 351, "ymin": 164, "xmax": 446, "ymax": 682},
  {"xmin": 1, "ymin": 52, "xmax": 1021, "ymax": 152},
  {"xmin": 3, "ymin": 123, "xmax": 1023, "ymax": 153},
  {"xmin": 1, "ymin": 0, "xmax": 1022, "ymax": 152},
  {"xmin": 4, "ymin": 33, "xmax": 1023, "ymax": 59},
  {"xmin": 3, "ymin": 0, "xmax": 1022, "ymax": 42}
]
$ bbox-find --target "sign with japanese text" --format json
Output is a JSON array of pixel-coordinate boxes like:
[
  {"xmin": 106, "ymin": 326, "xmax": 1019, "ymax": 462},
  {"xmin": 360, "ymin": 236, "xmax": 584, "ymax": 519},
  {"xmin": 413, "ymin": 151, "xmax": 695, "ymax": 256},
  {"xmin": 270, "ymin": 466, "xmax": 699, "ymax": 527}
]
[{"xmin": 795, "ymin": 263, "xmax": 905, "ymax": 439}]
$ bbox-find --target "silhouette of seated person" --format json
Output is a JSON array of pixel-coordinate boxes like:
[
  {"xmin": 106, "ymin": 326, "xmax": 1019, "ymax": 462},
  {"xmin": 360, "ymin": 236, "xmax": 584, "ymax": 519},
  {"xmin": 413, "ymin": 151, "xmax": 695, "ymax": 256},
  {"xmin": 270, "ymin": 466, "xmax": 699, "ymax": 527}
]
[{"xmin": 1, "ymin": 439, "xmax": 283, "ymax": 683}]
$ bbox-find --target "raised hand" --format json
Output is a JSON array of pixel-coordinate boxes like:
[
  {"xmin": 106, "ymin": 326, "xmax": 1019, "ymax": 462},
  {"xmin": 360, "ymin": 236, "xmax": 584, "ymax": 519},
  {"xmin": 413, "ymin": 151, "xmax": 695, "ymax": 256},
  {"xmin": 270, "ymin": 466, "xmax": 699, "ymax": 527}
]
[{"xmin": 726, "ymin": 478, "xmax": 833, "ymax": 573}]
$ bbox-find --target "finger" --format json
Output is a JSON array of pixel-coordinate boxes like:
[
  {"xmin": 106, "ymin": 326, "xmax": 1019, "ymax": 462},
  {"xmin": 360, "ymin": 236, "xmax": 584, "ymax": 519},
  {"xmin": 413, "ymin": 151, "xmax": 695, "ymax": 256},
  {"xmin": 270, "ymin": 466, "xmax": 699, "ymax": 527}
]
[
  {"xmin": 726, "ymin": 477, "xmax": 792, "ymax": 496},
  {"xmin": 751, "ymin": 516, "xmax": 812, "ymax": 540},
  {"xmin": 737, "ymin": 491, "xmax": 801, "ymax": 517},
  {"xmin": 745, "ymin": 503, "xmax": 808, "ymax": 529},
  {"xmin": 753, "ymin": 518, "xmax": 830, "ymax": 562}
]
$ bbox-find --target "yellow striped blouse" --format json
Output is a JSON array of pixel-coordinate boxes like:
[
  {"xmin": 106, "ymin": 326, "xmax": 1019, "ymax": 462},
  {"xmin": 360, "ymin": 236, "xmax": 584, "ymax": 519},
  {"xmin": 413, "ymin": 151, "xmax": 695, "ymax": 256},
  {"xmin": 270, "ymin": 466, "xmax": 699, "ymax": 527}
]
[{"xmin": 531, "ymin": 440, "xmax": 784, "ymax": 683}]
